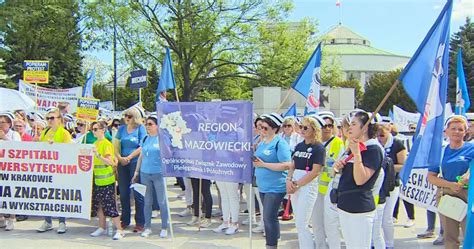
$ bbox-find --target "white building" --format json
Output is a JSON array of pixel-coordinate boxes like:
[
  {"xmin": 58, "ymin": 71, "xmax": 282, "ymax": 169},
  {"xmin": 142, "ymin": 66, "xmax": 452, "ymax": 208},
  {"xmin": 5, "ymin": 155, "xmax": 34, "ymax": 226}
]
[{"xmin": 323, "ymin": 24, "xmax": 410, "ymax": 89}]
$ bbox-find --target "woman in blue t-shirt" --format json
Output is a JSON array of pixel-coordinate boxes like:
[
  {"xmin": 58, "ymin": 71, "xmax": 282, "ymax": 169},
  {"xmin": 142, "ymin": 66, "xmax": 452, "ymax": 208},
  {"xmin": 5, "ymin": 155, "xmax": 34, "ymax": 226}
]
[
  {"xmin": 132, "ymin": 115, "xmax": 169, "ymax": 238},
  {"xmin": 428, "ymin": 115, "xmax": 473, "ymax": 249},
  {"xmin": 253, "ymin": 113, "xmax": 292, "ymax": 249},
  {"xmin": 333, "ymin": 111, "xmax": 384, "ymax": 248},
  {"xmin": 114, "ymin": 107, "xmax": 146, "ymax": 232}
]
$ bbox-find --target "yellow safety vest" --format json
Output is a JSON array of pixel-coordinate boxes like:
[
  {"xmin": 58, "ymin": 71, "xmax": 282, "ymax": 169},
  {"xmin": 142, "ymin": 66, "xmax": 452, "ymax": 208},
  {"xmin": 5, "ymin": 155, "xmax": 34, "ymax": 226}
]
[
  {"xmin": 318, "ymin": 136, "xmax": 345, "ymax": 195},
  {"xmin": 93, "ymin": 139, "xmax": 115, "ymax": 186}
]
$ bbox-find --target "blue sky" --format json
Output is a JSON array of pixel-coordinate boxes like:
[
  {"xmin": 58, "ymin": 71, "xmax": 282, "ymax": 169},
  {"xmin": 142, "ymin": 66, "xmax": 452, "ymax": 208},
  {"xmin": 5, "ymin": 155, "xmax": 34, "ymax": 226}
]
[
  {"xmin": 87, "ymin": 0, "xmax": 472, "ymax": 66},
  {"xmin": 291, "ymin": 0, "xmax": 472, "ymax": 56}
]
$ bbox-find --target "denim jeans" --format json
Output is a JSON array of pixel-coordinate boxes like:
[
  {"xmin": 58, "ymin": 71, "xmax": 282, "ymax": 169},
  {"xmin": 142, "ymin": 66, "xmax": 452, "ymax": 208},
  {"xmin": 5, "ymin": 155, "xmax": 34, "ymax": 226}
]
[
  {"xmin": 427, "ymin": 210, "xmax": 444, "ymax": 234},
  {"xmin": 118, "ymin": 161, "xmax": 144, "ymax": 226},
  {"xmin": 260, "ymin": 192, "xmax": 285, "ymax": 247},
  {"xmin": 140, "ymin": 172, "xmax": 169, "ymax": 229},
  {"xmin": 44, "ymin": 217, "xmax": 65, "ymax": 224}
]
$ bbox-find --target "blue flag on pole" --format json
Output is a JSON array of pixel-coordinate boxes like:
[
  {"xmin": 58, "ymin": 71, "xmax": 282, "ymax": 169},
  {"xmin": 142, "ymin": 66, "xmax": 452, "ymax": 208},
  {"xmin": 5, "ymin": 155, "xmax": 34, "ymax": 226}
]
[
  {"xmin": 388, "ymin": 109, "xmax": 394, "ymax": 122},
  {"xmin": 399, "ymin": 0, "xmax": 452, "ymax": 184},
  {"xmin": 156, "ymin": 47, "xmax": 176, "ymax": 103},
  {"xmin": 283, "ymin": 103, "xmax": 297, "ymax": 118},
  {"xmin": 455, "ymin": 47, "xmax": 470, "ymax": 115},
  {"xmin": 291, "ymin": 43, "xmax": 322, "ymax": 114},
  {"xmin": 82, "ymin": 68, "xmax": 95, "ymax": 98}
]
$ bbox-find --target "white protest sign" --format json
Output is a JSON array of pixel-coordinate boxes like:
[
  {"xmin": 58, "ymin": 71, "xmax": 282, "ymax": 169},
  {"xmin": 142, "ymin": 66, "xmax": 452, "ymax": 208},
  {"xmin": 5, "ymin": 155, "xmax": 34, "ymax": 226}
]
[
  {"xmin": 18, "ymin": 80, "xmax": 82, "ymax": 113},
  {"xmin": 393, "ymin": 105, "xmax": 421, "ymax": 132},
  {"xmin": 0, "ymin": 141, "xmax": 94, "ymax": 219},
  {"xmin": 400, "ymin": 168, "xmax": 438, "ymax": 212}
]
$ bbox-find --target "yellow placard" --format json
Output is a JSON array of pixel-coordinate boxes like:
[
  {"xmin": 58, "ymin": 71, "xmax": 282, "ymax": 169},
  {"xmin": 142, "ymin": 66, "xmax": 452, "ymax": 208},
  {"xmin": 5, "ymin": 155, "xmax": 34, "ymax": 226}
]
[
  {"xmin": 76, "ymin": 97, "xmax": 100, "ymax": 122},
  {"xmin": 23, "ymin": 60, "xmax": 49, "ymax": 84}
]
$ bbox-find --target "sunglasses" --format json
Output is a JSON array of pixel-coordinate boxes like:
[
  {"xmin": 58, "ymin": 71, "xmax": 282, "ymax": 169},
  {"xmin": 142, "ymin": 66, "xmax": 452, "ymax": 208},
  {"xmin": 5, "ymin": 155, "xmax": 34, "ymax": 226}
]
[
  {"xmin": 299, "ymin": 125, "xmax": 311, "ymax": 131},
  {"xmin": 145, "ymin": 122, "xmax": 155, "ymax": 127},
  {"xmin": 92, "ymin": 128, "xmax": 103, "ymax": 132},
  {"xmin": 125, "ymin": 114, "xmax": 133, "ymax": 119},
  {"xmin": 46, "ymin": 116, "xmax": 60, "ymax": 121},
  {"xmin": 14, "ymin": 125, "xmax": 24, "ymax": 128},
  {"xmin": 260, "ymin": 126, "xmax": 270, "ymax": 131},
  {"xmin": 77, "ymin": 123, "xmax": 85, "ymax": 127},
  {"xmin": 323, "ymin": 124, "xmax": 334, "ymax": 129},
  {"xmin": 283, "ymin": 124, "xmax": 292, "ymax": 128},
  {"xmin": 112, "ymin": 123, "xmax": 120, "ymax": 127}
]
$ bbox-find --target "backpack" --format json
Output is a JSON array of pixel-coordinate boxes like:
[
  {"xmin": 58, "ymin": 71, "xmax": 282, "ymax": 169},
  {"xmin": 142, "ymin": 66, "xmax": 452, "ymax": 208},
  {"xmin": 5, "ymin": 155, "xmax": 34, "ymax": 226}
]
[{"xmin": 381, "ymin": 155, "xmax": 396, "ymax": 196}]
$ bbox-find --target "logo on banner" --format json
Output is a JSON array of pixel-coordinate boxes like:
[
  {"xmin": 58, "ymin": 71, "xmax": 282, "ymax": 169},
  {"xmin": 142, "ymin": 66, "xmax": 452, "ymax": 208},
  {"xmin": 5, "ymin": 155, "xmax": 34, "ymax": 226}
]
[
  {"xmin": 160, "ymin": 111, "xmax": 191, "ymax": 149},
  {"xmin": 306, "ymin": 67, "xmax": 321, "ymax": 113},
  {"xmin": 420, "ymin": 43, "xmax": 445, "ymax": 135},
  {"xmin": 78, "ymin": 155, "xmax": 93, "ymax": 172}
]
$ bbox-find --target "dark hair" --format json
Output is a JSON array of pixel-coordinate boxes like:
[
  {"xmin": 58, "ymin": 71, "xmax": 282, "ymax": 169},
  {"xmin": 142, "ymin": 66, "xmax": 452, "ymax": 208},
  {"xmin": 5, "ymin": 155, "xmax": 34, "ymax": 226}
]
[
  {"xmin": 254, "ymin": 117, "xmax": 263, "ymax": 128},
  {"xmin": 262, "ymin": 118, "xmax": 280, "ymax": 133},
  {"xmin": 353, "ymin": 111, "xmax": 378, "ymax": 139},
  {"xmin": 91, "ymin": 121, "xmax": 107, "ymax": 130},
  {"xmin": 147, "ymin": 116, "xmax": 158, "ymax": 125}
]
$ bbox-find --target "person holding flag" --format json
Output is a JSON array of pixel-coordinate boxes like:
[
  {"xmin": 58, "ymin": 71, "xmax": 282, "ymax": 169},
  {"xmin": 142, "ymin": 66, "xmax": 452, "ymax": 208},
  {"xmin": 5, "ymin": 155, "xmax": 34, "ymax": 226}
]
[
  {"xmin": 427, "ymin": 115, "xmax": 473, "ymax": 249},
  {"xmin": 332, "ymin": 111, "xmax": 384, "ymax": 249}
]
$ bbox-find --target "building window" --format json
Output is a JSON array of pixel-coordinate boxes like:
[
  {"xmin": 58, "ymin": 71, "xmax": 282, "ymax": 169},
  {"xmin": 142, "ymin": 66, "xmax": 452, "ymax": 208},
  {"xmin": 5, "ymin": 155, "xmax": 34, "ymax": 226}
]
[
  {"xmin": 363, "ymin": 40, "xmax": 366, "ymax": 45},
  {"xmin": 347, "ymin": 38, "xmax": 352, "ymax": 44},
  {"xmin": 331, "ymin": 39, "xmax": 335, "ymax": 44}
]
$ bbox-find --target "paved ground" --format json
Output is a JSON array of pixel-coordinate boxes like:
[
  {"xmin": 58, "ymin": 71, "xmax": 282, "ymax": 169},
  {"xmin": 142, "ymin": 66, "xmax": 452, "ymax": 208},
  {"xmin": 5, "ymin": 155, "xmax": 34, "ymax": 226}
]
[{"xmin": 0, "ymin": 179, "xmax": 444, "ymax": 249}]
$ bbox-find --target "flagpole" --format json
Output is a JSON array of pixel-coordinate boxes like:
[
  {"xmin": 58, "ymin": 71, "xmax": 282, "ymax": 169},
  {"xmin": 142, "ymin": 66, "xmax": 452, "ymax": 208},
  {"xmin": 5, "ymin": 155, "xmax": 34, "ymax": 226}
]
[
  {"xmin": 174, "ymin": 88, "xmax": 180, "ymax": 102},
  {"xmin": 198, "ymin": 178, "xmax": 202, "ymax": 231},
  {"xmin": 276, "ymin": 89, "xmax": 292, "ymax": 113},
  {"xmin": 248, "ymin": 184, "xmax": 253, "ymax": 249},
  {"xmin": 363, "ymin": 79, "xmax": 400, "ymax": 130}
]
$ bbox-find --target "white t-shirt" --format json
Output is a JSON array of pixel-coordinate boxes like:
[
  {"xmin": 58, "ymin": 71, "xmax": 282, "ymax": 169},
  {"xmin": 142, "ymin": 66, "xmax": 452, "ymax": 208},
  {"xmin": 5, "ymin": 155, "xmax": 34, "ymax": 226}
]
[{"xmin": 2, "ymin": 129, "xmax": 21, "ymax": 141}]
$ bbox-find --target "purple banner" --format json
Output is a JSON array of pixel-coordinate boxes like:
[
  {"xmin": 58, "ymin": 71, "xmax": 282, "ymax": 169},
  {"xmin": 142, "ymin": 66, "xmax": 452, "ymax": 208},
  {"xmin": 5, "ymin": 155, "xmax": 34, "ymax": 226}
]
[{"xmin": 157, "ymin": 101, "xmax": 253, "ymax": 183}]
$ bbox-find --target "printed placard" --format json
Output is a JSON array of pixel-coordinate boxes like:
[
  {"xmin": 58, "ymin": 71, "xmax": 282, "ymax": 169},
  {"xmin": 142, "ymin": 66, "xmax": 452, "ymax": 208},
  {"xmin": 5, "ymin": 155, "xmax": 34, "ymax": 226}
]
[
  {"xmin": 0, "ymin": 141, "xmax": 94, "ymax": 219},
  {"xmin": 23, "ymin": 60, "xmax": 49, "ymax": 84},
  {"xmin": 400, "ymin": 168, "xmax": 438, "ymax": 212},
  {"xmin": 76, "ymin": 97, "xmax": 100, "ymax": 122}
]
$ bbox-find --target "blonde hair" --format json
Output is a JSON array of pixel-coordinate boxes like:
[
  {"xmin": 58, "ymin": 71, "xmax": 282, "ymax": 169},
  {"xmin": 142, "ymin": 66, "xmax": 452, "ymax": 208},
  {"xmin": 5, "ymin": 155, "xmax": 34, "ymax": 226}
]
[
  {"xmin": 46, "ymin": 108, "xmax": 64, "ymax": 125},
  {"xmin": 125, "ymin": 108, "xmax": 143, "ymax": 126},
  {"xmin": 301, "ymin": 117, "xmax": 322, "ymax": 144},
  {"xmin": 282, "ymin": 118, "xmax": 296, "ymax": 127},
  {"xmin": 447, "ymin": 116, "xmax": 468, "ymax": 130}
]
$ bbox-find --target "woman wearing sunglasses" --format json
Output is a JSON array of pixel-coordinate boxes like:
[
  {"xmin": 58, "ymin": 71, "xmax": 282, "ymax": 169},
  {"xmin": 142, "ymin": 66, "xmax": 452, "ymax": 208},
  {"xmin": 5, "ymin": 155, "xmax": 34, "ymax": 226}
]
[
  {"xmin": 37, "ymin": 108, "xmax": 73, "ymax": 234},
  {"xmin": 280, "ymin": 118, "xmax": 300, "ymax": 152},
  {"xmin": 132, "ymin": 116, "xmax": 169, "ymax": 238},
  {"xmin": 74, "ymin": 121, "xmax": 89, "ymax": 143},
  {"xmin": 89, "ymin": 121, "xmax": 124, "ymax": 240},
  {"xmin": 286, "ymin": 115, "xmax": 326, "ymax": 249},
  {"xmin": 253, "ymin": 113, "xmax": 292, "ymax": 249},
  {"xmin": 313, "ymin": 111, "xmax": 346, "ymax": 249},
  {"xmin": 332, "ymin": 111, "xmax": 384, "ymax": 249},
  {"xmin": 114, "ymin": 107, "xmax": 146, "ymax": 232}
]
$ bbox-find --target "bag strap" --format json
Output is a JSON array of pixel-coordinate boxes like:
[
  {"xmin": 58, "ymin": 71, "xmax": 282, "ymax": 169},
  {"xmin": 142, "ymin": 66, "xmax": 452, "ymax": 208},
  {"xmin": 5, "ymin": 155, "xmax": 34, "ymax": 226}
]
[
  {"xmin": 323, "ymin": 136, "xmax": 336, "ymax": 148},
  {"xmin": 439, "ymin": 145, "xmax": 448, "ymax": 178}
]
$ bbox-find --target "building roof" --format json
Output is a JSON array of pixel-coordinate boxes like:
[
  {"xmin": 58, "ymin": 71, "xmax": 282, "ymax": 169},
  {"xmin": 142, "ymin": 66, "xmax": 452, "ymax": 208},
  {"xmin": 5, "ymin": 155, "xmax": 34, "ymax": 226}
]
[{"xmin": 321, "ymin": 24, "xmax": 409, "ymax": 58}]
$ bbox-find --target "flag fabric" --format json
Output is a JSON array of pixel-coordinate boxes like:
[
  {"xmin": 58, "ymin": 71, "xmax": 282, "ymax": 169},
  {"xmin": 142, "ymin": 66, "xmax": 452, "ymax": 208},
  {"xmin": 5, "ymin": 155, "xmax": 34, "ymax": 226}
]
[
  {"xmin": 291, "ymin": 43, "xmax": 322, "ymax": 114},
  {"xmin": 82, "ymin": 68, "xmax": 95, "ymax": 98},
  {"xmin": 455, "ymin": 47, "xmax": 470, "ymax": 115},
  {"xmin": 388, "ymin": 109, "xmax": 394, "ymax": 122},
  {"xmin": 156, "ymin": 47, "xmax": 176, "ymax": 103},
  {"xmin": 283, "ymin": 103, "xmax": 297, "ymax": 118},
  {"xmin": 399, "ymin": 0, "xmax": 452, "ymax": 184}
]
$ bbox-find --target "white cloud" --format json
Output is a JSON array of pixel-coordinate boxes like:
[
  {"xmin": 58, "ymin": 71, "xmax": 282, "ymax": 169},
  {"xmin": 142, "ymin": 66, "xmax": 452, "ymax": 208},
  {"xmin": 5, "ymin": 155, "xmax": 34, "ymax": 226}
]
[{"xmin": 453, "ymin": 0, "xmax": 473, "ymax": 20}]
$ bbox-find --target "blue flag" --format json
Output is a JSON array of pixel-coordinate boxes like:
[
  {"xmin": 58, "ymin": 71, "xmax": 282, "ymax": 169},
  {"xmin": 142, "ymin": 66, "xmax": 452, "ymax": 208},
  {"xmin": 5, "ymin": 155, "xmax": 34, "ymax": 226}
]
[
  {"xmin": 388, "ymin": 109, "xmax": 394, "ymax": 122},
  {"xmin": 82, "ymin": 68, "xmax": 95, "ymax": 98},
  {"xmin": 156, "ymin": 47, "xmax": 176, "ymax": 102},
  {"xmin": 291, "ymin": 43, "xmax": 322, "ymax": 103},
  {"xmin": 284, "ymin": 103, "xmax": 297, "ymax": 118},
  {"xmin": 464, "ymin": 160, "xmax": 474, "ymax": 249},
  {"xmin": 455, "ymin": 47, "xmax": 470, "ymax": 115},
  {"xmin": 399, "ymin": 0, "xmax": 452, "ymax": 184}
]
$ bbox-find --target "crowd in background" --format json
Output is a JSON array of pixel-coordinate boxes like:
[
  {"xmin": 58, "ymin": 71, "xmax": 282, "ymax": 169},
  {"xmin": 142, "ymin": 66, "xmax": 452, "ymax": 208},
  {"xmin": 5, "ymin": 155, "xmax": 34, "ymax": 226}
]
[{"xmin": 0, "ymin": 103, "xmax": 473, "ymax": 249}]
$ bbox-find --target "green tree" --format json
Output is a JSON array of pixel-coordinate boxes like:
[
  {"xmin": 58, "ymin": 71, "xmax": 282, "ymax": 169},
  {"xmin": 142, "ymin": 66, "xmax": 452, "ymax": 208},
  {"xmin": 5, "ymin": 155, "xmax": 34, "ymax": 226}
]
[
  {"xmin": 92, "ymin": 83, "xmax": 113, "ymax": 102},
  {"xmin": 360, "ymin": 69, "xmax": 416, "ymax": 115},
  {"xmin": 0, "ymin": 0, "xmax": 83, "ymax": 88},
  {"xmin": 448, "ymin": 17, "xmax": 474, "ymax": 111},
  {"xmin": 84, "ymin": 1, "xmax": 297, "ymax": 101}
]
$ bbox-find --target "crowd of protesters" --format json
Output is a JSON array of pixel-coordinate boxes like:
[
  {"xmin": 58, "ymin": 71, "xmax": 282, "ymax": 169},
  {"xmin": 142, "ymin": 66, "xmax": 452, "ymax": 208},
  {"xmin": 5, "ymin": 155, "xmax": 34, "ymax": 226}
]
[{"xmin": 0, "ymin": 103, "xmax": 473, "ymax": 249}]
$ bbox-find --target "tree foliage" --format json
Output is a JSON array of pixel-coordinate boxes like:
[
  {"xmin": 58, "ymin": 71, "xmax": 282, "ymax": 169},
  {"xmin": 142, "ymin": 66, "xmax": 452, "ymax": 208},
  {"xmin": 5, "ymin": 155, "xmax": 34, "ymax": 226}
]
[
  {"xmin": 0, "ymin": 0, "xmax": 83, "ymax": 88},
  {"xmin": 333, "ymin": 78, "xmax": 363, "ymax": 107},
  {"xmin": 448, "ymin": 17, "xmax": 474, "ymax": 111},
  {"xmin": 360, "ymin": 69, "xmax": 416, "ymax": 115}
]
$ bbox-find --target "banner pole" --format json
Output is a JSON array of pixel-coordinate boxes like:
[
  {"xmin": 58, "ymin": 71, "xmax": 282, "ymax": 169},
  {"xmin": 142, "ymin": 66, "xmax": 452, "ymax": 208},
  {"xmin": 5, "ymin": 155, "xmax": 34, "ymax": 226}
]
[
  {"xmin": 139, "ymin": 88, "xmax": 142, "ymax": 103},
  {"xmin": 174, "ymin": 88, "xmax": 180, "ymax": 102},
  {"xmin": 249, "ymin": 184, "xmax": 253, "ymax": 249},
  {"xmin": 198, "ymin": 178, "xmax": 202, "ymax": 231},
  {"xmin": 276, "ymin": 89, "xmax": 292, "ymax": 113},
  {"xmin": 164, "ymin": 177, "xmax": 174, "ymax": 241},
  {"xmin": 34, "ymin": 82, "xmax": 39, "ymax": 137},
  {"xmin": 362, "ymin": 79, "xmax": 400, "ymax": 131}
]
